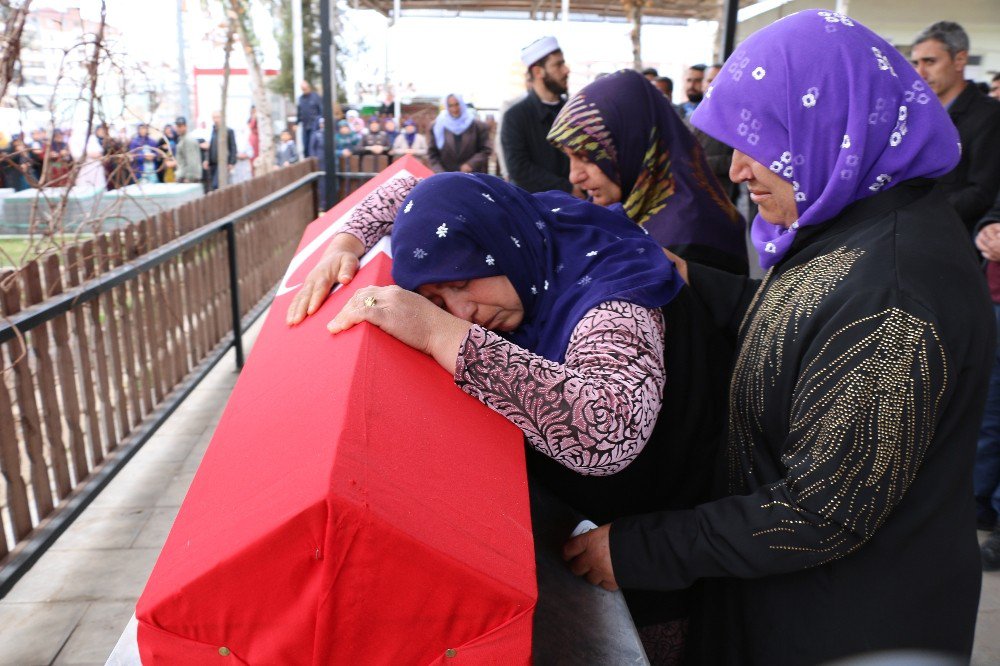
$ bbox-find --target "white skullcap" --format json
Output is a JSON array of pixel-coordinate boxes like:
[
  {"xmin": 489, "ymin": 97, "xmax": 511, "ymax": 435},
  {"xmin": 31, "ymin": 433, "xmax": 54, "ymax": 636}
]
[{"xmin": 520, "ymin": 36, "xmax": 561, "ymax": 67}]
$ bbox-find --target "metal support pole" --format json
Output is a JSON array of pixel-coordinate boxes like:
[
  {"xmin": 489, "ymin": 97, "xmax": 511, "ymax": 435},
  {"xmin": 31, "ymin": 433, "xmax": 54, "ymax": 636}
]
[
  {"xmin": 320, "ymin": 0, "xmax": 338, "ymax": 210},
  {"xmin": 176, "ymin": 0, "xmax": 191, "ymax": 119},
  {"xmin": 393, "ymin": 0, "xmax": 401, "ymax": 126},
  {"xmin": 226, "ymin": 224, "xmax": 245, "ymax": 369},
  {"xmin": 721, "ymin": 0, "xmax": 739, "ymax": 60},
  {"xmin": 292, "ymin": 0, "xmax": 305, "ymax": 156},
  {"xmin": 561, "ymin": 0, "xmax": 569, "ymax": 24}
]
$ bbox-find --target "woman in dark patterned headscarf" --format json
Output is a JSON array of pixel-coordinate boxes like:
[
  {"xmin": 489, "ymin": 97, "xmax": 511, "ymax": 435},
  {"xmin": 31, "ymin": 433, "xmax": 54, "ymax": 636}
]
[{"xmin": 548, "ymin": 69, "xmax": 747, "ymax": 274}]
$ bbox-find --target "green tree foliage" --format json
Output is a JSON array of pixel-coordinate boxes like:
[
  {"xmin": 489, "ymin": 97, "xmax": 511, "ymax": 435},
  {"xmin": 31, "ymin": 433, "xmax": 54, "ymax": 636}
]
[{"xmin": 268, "ymin": 0, "xmax": 347, "ymax": 104}]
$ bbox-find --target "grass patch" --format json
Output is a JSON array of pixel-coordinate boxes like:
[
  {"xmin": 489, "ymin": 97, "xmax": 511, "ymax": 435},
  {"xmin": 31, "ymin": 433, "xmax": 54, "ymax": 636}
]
[{"xmin": 0, "ymin": 234, "xmax": 95, "ymax": 267}]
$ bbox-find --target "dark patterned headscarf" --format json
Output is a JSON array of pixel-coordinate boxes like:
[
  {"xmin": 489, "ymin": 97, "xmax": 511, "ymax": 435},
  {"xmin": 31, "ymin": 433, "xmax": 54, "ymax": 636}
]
[
  {"xmin": 391, "ymin": 173, "xmax": 682, "ymax": 363},
  {"xmin": 691, "ymin": 10, "xmax": 960, "ymax": 269},
  {"xmin": 547, "ymin": 69, "xmax": 747, "ymax": 272}
]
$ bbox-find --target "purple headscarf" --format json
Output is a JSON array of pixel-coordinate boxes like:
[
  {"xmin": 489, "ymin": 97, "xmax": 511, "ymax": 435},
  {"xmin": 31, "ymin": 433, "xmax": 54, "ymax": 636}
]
[
  {"xmin": 391, "ymin": 173, "xmax": 682, "ymax": 363},
  {"xmin": 432, "ymin": 93, "xmax": 476, "ymax": 149},
  {"xmin": 548, "ymin": 69, "xmax": 747, "ymax": 273},
  {"xmin": 691, "ymin": 10, "xmax": 961, "ymax": 269}
]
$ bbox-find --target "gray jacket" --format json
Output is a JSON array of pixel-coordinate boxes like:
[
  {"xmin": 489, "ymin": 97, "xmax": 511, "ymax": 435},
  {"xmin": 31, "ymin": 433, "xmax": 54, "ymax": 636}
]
[{"xmin": 175, "ymin": 133, "xmax": 203, "ymax": 181}]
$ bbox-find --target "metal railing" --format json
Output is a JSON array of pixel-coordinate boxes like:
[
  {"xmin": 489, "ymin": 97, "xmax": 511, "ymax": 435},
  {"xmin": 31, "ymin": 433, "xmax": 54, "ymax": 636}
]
[{"xmin": 0, "ymin": 164, "xmax": 320, "ymax": 596}]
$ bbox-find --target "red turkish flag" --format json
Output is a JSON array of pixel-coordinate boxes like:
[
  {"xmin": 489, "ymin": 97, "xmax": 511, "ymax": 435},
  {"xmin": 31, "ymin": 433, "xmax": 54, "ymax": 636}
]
[{"xmin": 136, "ymin": 158, "xmax": 537, "ymax": 664}]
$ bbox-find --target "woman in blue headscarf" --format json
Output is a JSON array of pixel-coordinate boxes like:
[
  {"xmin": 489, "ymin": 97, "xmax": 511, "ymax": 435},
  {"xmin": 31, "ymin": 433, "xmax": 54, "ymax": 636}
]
[
  {"xmin": 426, "ymin": 94, "xmax": 492, "ymax": 174},
  {"xmin": 328, "ymin": 173, "xmax": 682, "ymax": 479},
  {"xmin": 324, "ymin": 175, "xmax": 734, "ymax": 660}
]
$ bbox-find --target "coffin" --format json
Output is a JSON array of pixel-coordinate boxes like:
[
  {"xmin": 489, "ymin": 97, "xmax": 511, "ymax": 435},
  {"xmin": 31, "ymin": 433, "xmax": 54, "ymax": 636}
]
[{"xmin": 135, "ymin": 158, "xmax": 537, "ymax": 664}]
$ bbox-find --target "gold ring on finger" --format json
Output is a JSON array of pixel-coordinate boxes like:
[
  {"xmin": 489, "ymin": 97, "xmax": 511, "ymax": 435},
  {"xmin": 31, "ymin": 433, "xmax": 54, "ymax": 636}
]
[{"xmin": 363, "ymin": 295, "xmax": 377, "ymax": 308}]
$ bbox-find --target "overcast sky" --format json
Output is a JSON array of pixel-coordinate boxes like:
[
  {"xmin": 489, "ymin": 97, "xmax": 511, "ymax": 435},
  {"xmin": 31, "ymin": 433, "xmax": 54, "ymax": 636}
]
[{"xmin": 30, "ymin": 1, "xmax": 718, "ymax": 108}]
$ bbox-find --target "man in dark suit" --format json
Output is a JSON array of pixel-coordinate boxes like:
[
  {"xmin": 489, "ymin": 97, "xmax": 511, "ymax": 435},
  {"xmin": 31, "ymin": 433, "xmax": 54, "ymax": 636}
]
[{"xmin": 912, "ymin": 21, "xmax": 1000, "ymax": 232}]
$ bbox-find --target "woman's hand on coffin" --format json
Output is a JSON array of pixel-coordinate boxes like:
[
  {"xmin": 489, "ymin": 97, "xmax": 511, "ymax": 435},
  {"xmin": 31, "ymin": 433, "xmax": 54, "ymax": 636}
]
[
  {"xmin": 563, "ymin": 524, "xmax": 619, "ymax": 592},
  {"xmin": 286, "ymin": 233, "xmax": 365, "ymax": 326},
  {"xmin": 326, "ymin": 285, "xmax": 473, "ymax": 374}
]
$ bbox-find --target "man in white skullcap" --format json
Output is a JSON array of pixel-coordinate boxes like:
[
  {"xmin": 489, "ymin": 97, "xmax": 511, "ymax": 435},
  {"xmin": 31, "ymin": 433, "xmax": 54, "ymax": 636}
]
[{"xmin": 500, "ymin": 36, "xmax": 575, "ymax": 194}]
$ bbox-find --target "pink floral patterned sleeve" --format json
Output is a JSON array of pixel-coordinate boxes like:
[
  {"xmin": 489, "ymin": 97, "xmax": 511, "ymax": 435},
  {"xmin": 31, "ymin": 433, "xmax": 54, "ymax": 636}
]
[
  {"xmin": 340, "ymin": 175, "xmax": 422, "ymax": 251},
  {"xmin": 455, "ymin": 300, "xmax": 666, "ymax": 476}
]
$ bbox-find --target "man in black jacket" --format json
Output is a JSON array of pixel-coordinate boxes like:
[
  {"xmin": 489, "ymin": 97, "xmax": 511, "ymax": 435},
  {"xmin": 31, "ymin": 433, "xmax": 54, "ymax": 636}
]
[
  {"xmin": 202, "ymin": 111, "xmax": 238, "ymax": 191},
  {"xmin": 501, "ymin": 36, "xmax": 574, "ymax": 194},
  {"xmin": 297, "ymin": 81, "xmax": 323, "ymax": 158},
  {"xmin": 912, "ymin": 21, "xmax": 1000, "ymax": 233}
]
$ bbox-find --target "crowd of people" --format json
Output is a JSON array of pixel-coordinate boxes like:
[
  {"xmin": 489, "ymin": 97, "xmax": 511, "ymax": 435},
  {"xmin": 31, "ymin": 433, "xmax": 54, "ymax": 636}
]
[
  {"xmin": 0, "ymin": 110, "xmax": 260, "ymax": 194},
  {"xmin": 287, "ymin": 14, "xmax": 1000, "ymax": 666}
]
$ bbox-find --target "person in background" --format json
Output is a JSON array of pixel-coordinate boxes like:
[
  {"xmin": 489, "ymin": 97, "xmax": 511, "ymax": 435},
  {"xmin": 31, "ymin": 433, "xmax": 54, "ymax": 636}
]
[
  {"xmin": 297, "ymin": 81, "xmax": 323, "ymax": 158},
  {"xmin": 1, "ymin": 136, "xmax": 32, "ymax": 191},
  {"xmin": 390, "ymin": 118, "xmax": 428, "ymax": 161},
  {"xmin": 202, "ymin": 111, "xmax": 238, "ymax": 191},
  {"xmin": 71, "ymin": 126, "xmax": 106, "ymax": 190},
  {"xmin": 248, "ymin": 105, "xmax": 260, "ymax": 175},
  {"xmin": 160, "ymin": 125, "xmax": 178, "ymax": 183},
  {"xmin": 641, "ymin": 67, "xmax": 658, "ymax": 80},
  {"xmin": 651, "ymin": 76, "xmax": 673, "ymax": 101},
  {"xmin": 308, "ymin": 118, "xmax": 325, "ymax": 163},
  {"xmin": 377, "ymin": 91, "xmax": 395, "ymax": 118},
  {"xmin": 334, "ymin": 120, "xmax": 360, "ymax": 158},
  {"xmin": 96, "ymin": 124, "xmax": 127, "ymax": 190},
  {"xmin": 173, "ymin": 117, "xmax": 203, "ymax": 184},
  {"xmin": 991, "ymin": 72, "xmax": 1000, "ymax": 100},
  {"xmin": 704, "ymin": 62, "xmax": 722, "ymax": 88},
  {"xmin": 162, "ymin": 124, "xmax": 178, "ymax": 156},
  {"xmin": 26, "ymin": 128, "xmax": 46, "ymax": 183},
  {"xmin": 501, "ymin": 36, "xmax": 572, "ymax": 193},
  {"xmin": 912, "ymin": 21, "xmax": 1000, "ymax": 233},
  {"xmin": 277, "ymin": 129, "xmax": 299, "ymax": 167},
  {"xmin": 976, "ymin": 198, "xmax": 1000, "ymax": 571},
  {"xmin": 427, "ymin": 93, "xmax": 491, "ymax": 174},
  {"xmin": 359, "ymin": 117, "xmax": 391, "ymax": 156},
  {"xmin": 345, "ymin": 109, "xmax": 365, "ymax": 135},
  {"xmin": 382, "ymin": 118, "xmax": 399, "ymax": 147},
  {"xmin": 231, "ymin": 127, "xmax": 253, "ymax": 184},
  {"xmin": 687, "ymin": 63, "xmax": 737, "ymax": 201},
  {"xmin": 128, "ymin": 124, "xmax": 160, "ymax": 185},
  {"xmin": 45, "ymin": 128, "xmax": 74, "ymax": 186},
  {"xmin": 677, "ymin": 64, "xmax": 706, "ymax": 119}
]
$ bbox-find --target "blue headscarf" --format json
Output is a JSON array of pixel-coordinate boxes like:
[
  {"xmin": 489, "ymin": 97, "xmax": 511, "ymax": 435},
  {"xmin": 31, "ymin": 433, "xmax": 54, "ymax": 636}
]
[
  {"xmin": 391, "ymin": 173, "xmax": 683, "ymax": 363},
  {"xmin": 432, "ymin": 93, "xmax": 476, "ymax": 149}
]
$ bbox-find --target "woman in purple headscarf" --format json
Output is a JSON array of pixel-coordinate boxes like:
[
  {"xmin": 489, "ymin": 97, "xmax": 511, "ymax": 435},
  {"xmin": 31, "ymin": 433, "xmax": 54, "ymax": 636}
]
[
  {"xmin": 548, "ymin": 68, "xmax": 748, "ymax": 275},
  {"xmin": 563, "ymin": 10, "xmax": 994, "ymax": 665}
]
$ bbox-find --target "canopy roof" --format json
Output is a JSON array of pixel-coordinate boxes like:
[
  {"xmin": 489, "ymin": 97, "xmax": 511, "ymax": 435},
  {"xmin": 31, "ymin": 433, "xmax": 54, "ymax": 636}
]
[{"xmin": 357, "ymin": 0, "xmax": 755, "ymax": 23}]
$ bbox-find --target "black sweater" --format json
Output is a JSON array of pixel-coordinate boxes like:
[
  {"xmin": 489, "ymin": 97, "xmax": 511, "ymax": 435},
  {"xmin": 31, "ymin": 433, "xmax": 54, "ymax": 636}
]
[{"xmin": 611, "ymin": 180, "xmax": 994, "ymax": 664}]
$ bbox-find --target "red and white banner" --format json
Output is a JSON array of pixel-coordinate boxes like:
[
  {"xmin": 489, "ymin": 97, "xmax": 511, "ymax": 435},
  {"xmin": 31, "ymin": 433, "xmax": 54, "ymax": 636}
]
[{"xmin": 136, "ymin": 158, "xmax": 537, "ymax": 664}]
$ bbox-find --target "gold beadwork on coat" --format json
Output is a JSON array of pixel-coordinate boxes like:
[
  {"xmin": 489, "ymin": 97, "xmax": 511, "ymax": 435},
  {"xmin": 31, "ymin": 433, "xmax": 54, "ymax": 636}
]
[{"xmin": 729, "ymin": 247, "xmax": 948, "ymax": 566}]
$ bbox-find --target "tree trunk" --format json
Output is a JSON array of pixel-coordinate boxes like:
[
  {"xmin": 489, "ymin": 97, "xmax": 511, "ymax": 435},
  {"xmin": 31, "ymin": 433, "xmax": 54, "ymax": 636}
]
[
  {"xmin": 624, "ymin": 0, "xmax": 644, "ymax": 71},
  {"xmin": 229, "ymin": 0, "xmax": 276, "ymax": 174},
  {"xmin": 219, "ymin": 17, "xmax": 235, "ymax": 189},
  {"xmin": 0, "ymin": 0, "xmax": 33, "ymax": 101}
]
